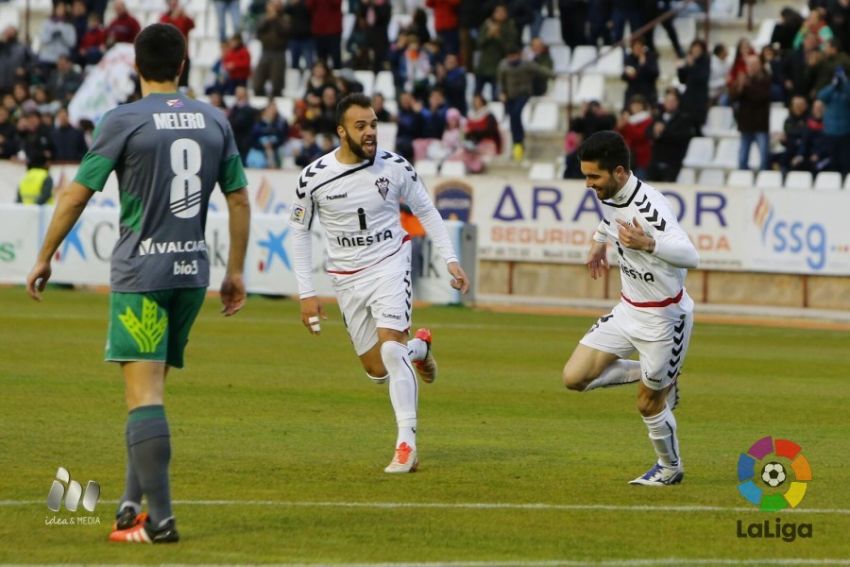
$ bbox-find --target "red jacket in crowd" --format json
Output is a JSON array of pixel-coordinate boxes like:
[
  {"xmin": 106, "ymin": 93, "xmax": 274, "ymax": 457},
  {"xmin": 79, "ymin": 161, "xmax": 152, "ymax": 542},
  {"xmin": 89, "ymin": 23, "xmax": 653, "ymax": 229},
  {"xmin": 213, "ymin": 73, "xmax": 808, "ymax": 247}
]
[
  {"xmin": 617, "ymin": 112, "xmax": 654, "ymax": 170},
  {"xmin": 160, "ymin": 12, "xmax": 195, "ymax": 41},
  {"xmin": 224, "ymin": 44, "xmax": 252, "ymax": 80},
  {"xmin": 306, "ymin": 0, "xmax": 342, "ymax": 37},
  {"xmin": 106, "ymin": 13, "xmax": 141, "ymax": 44},
  {"xmin": 79, "ymin": 26, "xmax": 106, "ymax": 51},
  {"xmin": 425, "ymin": 0, "xmax": 460, "ymax": 32}
]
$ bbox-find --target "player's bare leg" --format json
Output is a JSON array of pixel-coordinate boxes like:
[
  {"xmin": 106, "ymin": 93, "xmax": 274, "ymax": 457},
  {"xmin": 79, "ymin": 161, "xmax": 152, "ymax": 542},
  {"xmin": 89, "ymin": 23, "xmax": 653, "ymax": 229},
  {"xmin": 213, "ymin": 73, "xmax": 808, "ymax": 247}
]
[
  {"xmin": 110, "ymin": 362, "xmax": 179, "ymax": 543},
  {"xmin": 562, "ymin": 344, "xmax": 623, "ymax": 391},
  {"xmin": 630, "ymin": 381, "xmax": 683, "ymax": 486}
]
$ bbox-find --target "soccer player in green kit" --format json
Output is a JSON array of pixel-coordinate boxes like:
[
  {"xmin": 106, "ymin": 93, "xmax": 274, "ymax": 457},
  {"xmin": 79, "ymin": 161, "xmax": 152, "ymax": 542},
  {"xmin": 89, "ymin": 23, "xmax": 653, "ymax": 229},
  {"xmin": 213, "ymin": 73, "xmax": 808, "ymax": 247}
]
[{"xmin": 26, "ymin": 23, "xmax": 251, "ymax": 544}]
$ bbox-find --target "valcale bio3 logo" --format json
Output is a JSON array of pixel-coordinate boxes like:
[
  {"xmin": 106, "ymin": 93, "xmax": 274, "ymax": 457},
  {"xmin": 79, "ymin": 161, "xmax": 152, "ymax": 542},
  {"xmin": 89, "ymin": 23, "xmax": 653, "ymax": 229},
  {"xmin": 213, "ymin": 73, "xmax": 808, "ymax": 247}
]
[{"xmin": 736, "ymin": 436, "xmax": 813, "ymax": 542}]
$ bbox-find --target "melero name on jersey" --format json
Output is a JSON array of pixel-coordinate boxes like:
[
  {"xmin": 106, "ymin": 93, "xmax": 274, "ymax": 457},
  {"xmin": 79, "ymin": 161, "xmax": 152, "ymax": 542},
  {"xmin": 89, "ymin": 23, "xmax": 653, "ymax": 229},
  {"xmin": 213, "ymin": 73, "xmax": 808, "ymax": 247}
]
[
  {"xmin": 153, "ymin": 112, "xmax": 206, "ymax": 130},
  {"xmin": 336, "ymin": 230, "xmax": 394, "ymax": 247}
]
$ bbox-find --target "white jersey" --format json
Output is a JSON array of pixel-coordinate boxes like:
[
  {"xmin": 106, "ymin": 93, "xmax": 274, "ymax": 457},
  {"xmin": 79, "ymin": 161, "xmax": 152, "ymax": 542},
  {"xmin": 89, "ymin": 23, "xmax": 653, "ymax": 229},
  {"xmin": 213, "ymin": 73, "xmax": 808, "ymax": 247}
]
[
  {"xmin": 595, "ymin": 174, "xmax": 699, "ymax": 316},
  {"xmin": 289, "ymin": 148, "xmax": 457, "ymax": 296}
]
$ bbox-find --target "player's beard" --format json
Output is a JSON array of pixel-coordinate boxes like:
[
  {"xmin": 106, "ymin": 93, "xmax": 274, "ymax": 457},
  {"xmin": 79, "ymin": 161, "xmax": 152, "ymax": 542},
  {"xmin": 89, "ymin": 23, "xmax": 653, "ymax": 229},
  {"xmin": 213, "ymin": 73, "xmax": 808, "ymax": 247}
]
[
  {"xmin": 343, "ymin": 128, "xmax": 377, "ymax": 160},
  {"xmin": 594, "ymin": 176, "xmax": 620, "ymax": 200}
]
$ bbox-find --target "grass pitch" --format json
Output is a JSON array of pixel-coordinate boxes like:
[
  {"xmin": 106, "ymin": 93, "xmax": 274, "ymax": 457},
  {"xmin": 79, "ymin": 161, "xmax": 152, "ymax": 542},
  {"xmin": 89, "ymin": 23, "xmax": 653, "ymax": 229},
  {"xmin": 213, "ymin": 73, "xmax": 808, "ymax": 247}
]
[{"xmin": 0, "ymin": 286, "xmax": 849, "ymax": 564}]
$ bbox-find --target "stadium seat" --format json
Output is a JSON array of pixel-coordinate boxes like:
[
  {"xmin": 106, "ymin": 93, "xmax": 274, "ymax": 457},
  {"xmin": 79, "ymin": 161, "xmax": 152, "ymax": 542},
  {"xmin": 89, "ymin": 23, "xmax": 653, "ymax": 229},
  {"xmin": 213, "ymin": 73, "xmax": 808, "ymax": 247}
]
[
  {"xmin": 748, "ymin": 143, "xmax": 765, "ymax": 170},
  {"xmin": 784, "ymin": 171, "xmax": 813, "ymax": 190},
  {"xmin": 549, "ymin": 75, "xmax": 579, "ymax": 105},
  {"xmin": 529, "ymin": 162, "xmax": 557, "ymax": 180},
  {"xmin": 843, "ymin": 174, "xmax": 850, "ymax": 190},
  {"xmin": 753, "ymin": 19, "xmax": 777, "ymax": 50},
  {"xmin": 709, "ymin": 0, "xmax": 740, "ymax": 20},
  {"xmin": 415, "ymin": 159, "xmax": 438, "ymax": 177},
  {"xmin": 487, "ymin": 101, "xmax": 506, "ymax": 124},
  {"xmin": 353, "ymin": 70, "xmax": 375, "ymax": 97},
  {"xmin": 702, "ymin": 106, "xmax": 737, "ymax": 139},
  {"xmin": 440, "ymin": 160, "xmax": 465, "ymax": 177},
  {"xmin": 377, "ymin": 121, "xmax": 397, "ymax": 152},
  {"xmin": 727, "ymin": 169, "xmax": 754, "ymax": 188},
  {"xmin": 275, "ymin": 97, "xmax": 294, "ymax": 121},
  {"xmin": 714, "ymin": 138, "xmax": 740, "ymax": 170},
  {"xmin": 814, "ymin": 171, "xmax": 843, "ymax": 191},
  {"xmin": 755, "ymin": 170, "xmax": 783, "ymax": 189},
  {"xmin": 342, "ymin": 12, "xmax": 356, "ymax": 45},
  {"xmin": 194, "ymin": 37, "xmax": 221, "ymax": 68},
  {"xmin": 592, "ymin": 47, "xmax": 624, "ymax": 77},
  {"xmin": 676, "ymin": 167, "xmax": 696, "ymax": 185},
  {"xmin": 576, "ymin": 74, "xmax": 605, "ymax": 103},
  {"xmin": 551, "ymin": 45, "xmax": 571, "ymax": 74},
  {"xmin": 388, "ymin": 14, "xmax": 412, "ymax": 42},
  {"xmin": 682, "ymin": 137, "xmax": 715, "ymax": 169},
  {"xmin": 527, "ymin": 101, "xmax": 559, "ymax": 133},
  {"xmin": 770, "ymin": 106, "xmax": 789, "ymax": 135},
  {"xmin": 284, "ymin": 68, "xmax": 303, "ymax": 99},
  {"xmin": 374, "ymin": 71, "xmax": 396, "ymax": 100},
  {"xmin": 540, "ymin": 18, "xmax": 562, "ymax": 46},
  {"xmin": 697, "ymin": 169, "xmax": 725, "ymax": 186},
  {"xmin": 569, "ymin": 46, "xmax": 597, "ymax": 73}
]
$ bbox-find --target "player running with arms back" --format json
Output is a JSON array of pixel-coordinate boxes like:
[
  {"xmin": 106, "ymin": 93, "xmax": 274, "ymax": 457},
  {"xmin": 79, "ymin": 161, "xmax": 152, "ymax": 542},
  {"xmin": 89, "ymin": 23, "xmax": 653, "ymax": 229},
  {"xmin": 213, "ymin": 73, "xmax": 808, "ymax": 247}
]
[
  {"xmin": 26, "ymin": 23, "xmax": 250, "ymax": 542},
  {"xmin": 563, "ymin": 131, "xmax": 699, "ymax": 486},
  {"xmin": 290, "ymin": 93, "xmax": 469, "ymax": 473}
]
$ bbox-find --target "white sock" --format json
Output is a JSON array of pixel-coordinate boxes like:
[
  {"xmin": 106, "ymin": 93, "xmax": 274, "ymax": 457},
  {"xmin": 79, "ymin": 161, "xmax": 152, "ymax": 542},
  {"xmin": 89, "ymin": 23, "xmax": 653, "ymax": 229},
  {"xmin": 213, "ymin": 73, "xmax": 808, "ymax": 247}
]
[
  {"xmin": 407, "ymin": 338, "xmax": 428, "ymax": 362},
  {"xmin": 380, "ymin": 341, "xmax": 418, "ymax": 449},
  {"xmin": 642, "ymin": 405, "xmax": 680, "ymax": 468},
  {"xmin": 584, "ymin": 360, "xmax": 641, "ymax": 391}
]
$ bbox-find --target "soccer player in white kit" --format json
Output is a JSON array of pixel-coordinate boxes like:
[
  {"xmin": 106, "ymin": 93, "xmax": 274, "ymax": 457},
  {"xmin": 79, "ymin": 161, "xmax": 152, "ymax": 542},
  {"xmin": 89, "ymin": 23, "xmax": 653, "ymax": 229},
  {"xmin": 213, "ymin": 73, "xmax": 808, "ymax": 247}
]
[
  {"xmin": 562, "ymin": 131, "xmax": 699, "ymax": 486},
  {"xmin": 289, "ymin": 94, "xmax": 470, "ymax": 473}
]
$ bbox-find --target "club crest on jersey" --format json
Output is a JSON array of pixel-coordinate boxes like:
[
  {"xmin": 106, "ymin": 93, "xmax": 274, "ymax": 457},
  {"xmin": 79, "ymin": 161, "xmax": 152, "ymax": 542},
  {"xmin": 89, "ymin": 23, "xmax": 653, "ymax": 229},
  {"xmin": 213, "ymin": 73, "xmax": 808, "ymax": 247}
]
[
  {"xmin": 166, "ymin": 99, "xmax": 184, "ymax": 108},
  {"xmin": 375, "ymin": 177, "xmax": 391, "ymax": 200}
]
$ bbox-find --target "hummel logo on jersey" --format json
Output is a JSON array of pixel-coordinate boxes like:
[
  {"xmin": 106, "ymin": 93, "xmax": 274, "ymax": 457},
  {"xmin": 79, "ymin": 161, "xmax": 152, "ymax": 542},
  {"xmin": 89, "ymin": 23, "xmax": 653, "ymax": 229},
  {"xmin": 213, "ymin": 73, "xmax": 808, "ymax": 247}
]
[
  {"xmin": 138, "ymin": 238, "xmax": 207, "ymax": 256},
  {"xmin": 336, "ymin": 229, "xmax": 393, "ymax": 247},
  {"xmin": 327, "ymin": 193, "xmax": 348, "ymax": 200},
  {"xmin": 375, "ymin": 177, "xmax": 390, "ymax": 200}
]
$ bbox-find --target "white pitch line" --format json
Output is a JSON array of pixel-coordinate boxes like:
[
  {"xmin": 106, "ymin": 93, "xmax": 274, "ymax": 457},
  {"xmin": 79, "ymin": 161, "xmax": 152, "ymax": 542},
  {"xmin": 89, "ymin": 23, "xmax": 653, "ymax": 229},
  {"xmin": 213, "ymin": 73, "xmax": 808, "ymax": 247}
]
[{"xmin": 3, "ymin": 499, "xmax": 850, "ymax": 515}]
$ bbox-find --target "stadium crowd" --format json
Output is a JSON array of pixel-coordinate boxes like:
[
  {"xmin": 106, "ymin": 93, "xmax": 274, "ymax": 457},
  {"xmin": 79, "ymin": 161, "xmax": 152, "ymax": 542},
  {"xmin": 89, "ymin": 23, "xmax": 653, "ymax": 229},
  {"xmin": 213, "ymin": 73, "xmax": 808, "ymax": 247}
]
[{"xmin": 4, "ymin": 0, "xmax": 850, "ymax": 192}]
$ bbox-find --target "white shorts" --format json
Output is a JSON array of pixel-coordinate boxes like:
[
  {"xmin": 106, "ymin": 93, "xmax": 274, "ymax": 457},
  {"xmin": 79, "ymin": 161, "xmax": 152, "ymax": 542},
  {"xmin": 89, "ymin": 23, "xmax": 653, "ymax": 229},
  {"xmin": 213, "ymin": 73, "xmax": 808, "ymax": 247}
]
[
  {"xmin": 579, "ymin": 300, "xmax": 694, "ymax": 390},
  {"xmin": 334, "ymin": 256, "xmax": 413, "ymax": 357}
]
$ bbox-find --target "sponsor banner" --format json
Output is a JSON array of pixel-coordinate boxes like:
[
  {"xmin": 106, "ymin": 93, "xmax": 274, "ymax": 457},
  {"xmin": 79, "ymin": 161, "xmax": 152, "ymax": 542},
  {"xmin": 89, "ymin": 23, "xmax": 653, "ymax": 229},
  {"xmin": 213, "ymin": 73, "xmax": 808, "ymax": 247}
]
[
  {"xmin": 744, "ymin": 190, "xmax": 850, "ymax": 275},
  {"xmin": 0, "ymin": 205, "xmax": 41, "ymax": 284},
  {"xmin": 0, "ymin": 205, "xmax": 463, "ymax": 302}
]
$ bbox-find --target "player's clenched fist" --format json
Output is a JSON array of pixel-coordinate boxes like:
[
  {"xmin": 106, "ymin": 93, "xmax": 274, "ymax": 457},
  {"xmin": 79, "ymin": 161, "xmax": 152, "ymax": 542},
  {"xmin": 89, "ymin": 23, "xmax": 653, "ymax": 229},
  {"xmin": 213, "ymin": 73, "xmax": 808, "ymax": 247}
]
[
  {"xmin": 300, "ymin": 296, "xmax": 326, "ymax": 335},
  {"xmin": 616, "ymin": 216, "xmax": 656, "ymax": 252}
]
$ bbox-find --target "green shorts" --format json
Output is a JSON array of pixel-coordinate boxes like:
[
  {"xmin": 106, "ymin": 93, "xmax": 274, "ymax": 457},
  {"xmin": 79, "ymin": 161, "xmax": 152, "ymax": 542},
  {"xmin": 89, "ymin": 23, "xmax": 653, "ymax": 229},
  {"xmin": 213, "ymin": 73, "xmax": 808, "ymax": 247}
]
[{"xmin": 106, "ymin": 288, "xmax": 206, "ymax": 369}]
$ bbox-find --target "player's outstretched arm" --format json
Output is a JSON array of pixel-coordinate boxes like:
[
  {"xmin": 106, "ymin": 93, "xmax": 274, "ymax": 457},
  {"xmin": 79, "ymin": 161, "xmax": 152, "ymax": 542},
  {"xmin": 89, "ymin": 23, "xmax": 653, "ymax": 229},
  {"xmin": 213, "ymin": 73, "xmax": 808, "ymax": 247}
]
[
  {"xmin": 220, "ymin": 188, "xmax": 250, "ymax": 316},
  {"xmin": 26, "ymin": 181, "xmax": 93, "ymax": 301},
  {"xmin": 586, "ymin": 240, "xmax": 608, "ymax": 280}
]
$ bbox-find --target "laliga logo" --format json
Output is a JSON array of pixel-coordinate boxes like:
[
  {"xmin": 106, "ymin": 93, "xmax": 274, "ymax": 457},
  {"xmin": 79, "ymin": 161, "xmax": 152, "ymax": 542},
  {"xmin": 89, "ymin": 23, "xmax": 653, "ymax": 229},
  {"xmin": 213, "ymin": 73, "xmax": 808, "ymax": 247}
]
[
  {"xmin": 46, "ymin": 466, "xmax": 100, "ymax": 512},
  {"xmin": 736, "ymin": 436, "xmax": 813, "ymax": 542}
]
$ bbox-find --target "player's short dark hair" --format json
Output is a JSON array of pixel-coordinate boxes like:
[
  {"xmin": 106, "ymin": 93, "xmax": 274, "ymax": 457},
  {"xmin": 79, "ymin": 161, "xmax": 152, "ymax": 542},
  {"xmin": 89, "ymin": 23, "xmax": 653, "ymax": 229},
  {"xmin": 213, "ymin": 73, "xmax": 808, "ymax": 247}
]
[
  {"xmin": 134, "ymin": 24, "xmax": 186, "ymax": 83},
  {"xmin": 577, "ymin": 131, "xmax": 630, "ymax": 173},
  {"xmin": 336, "ymin": 93, "xmax": 373, "ymax": 126}
]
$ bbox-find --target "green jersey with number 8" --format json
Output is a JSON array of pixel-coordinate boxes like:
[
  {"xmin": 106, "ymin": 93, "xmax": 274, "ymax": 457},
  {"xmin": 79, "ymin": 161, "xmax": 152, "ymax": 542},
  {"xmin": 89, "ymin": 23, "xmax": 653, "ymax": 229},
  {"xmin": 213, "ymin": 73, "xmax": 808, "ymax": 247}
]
[{"xmin": 74, "ymin": 92, "xmax": 247, "ymax": 292}]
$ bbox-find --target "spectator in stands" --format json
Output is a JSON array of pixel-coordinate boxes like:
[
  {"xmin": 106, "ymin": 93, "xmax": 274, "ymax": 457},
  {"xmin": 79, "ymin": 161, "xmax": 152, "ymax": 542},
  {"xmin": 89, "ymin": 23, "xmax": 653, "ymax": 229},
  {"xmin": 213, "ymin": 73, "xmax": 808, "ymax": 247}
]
[
  {"xmin": 222, "ymin": 33, "xmax": 252, "ymax": 94},
  {"xmin": 214, "ymin": 0, "xmax": 242, "ymax": 42},
  {"xmin": 358, "ymin": 0, "xmax": 391, "ymax": 72},
  {"xmin": 772, "ymin": 7, "xmax": 804, "ymax": 53},
  {"xmin": 475, "ymin": 3, "xmax": 518, "ymax": 99},
  {"xmin": 587, "ymin": 0, "xmax": 614, "ymax": 46},
  {"xmin": 208, "ymin": 91, "xmax": 228, "ymax": 112},
  {"xmin": 47, "ymin": 55, "xmax": 82, "ymax": 104},
  {"xmin": 18, "ymin": 110, "xmax": 54, "ymax": 168},
  {"xmin": 498, "ymin": 46, "xmax": 554, "ymax": 161},
  {"xmin": 611, "ymin": 0, "xmax": 643, "ymax": 46},
  {"xmin": 312, "ymin": 85, "xmax": 339, "ymax": 136},
  {"xmin": 106, "ymin": 0, "xmax": 141, "ymax": 46},
  {"xmin": 303, "ymin": 59, "xmax": 336, "ymax": 100},
  {"xmin": 77, "ymin": 13, "xmax": 106, "ymax": 66},
  {"xmin": 622, "ymin": 36, "xmax": 659, "ymax": 110},
  {"xmin": 408, "ymin": 7, "xmax": 432, "ymax": 45},
  {"xmin": 416, "ymin": 88, "xmax": 450, "ymax": 155},
  {"xmin": 160, "ymin": 0, "xmax": 195, "ymax": 87},
  {"xmin": 557, "ymin": 0, "xmax": 588, "ymax": 48},
  {"xmin": 465, "ymin": 93, "xmax": 502, "ymax": 157},
  {"xmin": 16, "ymin": 155, "xmax": 54, "ymax": 205},
  {"xmin": 401, "ymin": 35, "xmax": 432, "ymax": 99},
  {"xmin": 307, "ymin": 0, "xmax": 343, "ymax": 70},
  {"xmin": 435, "ymin": 53, "xmax": 468, "ymax": 115},
  {"xmin": 780, "ymin": 95, "xmax": 811, "ymax": 171},
  {"xmin": 396, "ymin": 91, "xmax": 425, "ymax": 160},
  {"xmin": 229, "ymin": 86, "xmax": 259, "ymax": 162},
  {"xmin": 678, "ymin": 39, "xmax": 710, "ymax": 132},
  {"xmin": 253, "ymin": 0, "xmax": 289, "ymax": 97},
  {"xmin": 810, "ymin": 38, "xmax": 850, "ymax": 97},
  {"xmin": 285, "ymin": 0, "xmax": 314, "ymax": 70},
  {"xmin": 528, "ymin": 38, "xmax": 553, "ymax": 97},
  {"xmin": 32, "ymin": 86, "xmax": 60, "ymax": 117},
  {"xmin": 617, "ymin": 94, "xmax": 653, "ymax": 179},
  {"xmin": 247, "ymin": 103, "xmax": 289, "ymax": 168},
  {"xmin": 794, "ymin": 8, "xmax": 833, "ymax": 49},
  {"xmin": 801, "ymin": 98, "xmax": 829, "ymax": 172},
  {"xmin": 761, "ymin": 44, "xmax": 787, "ymax": 103},
  {"xmin": 51, "ymin": 107, "xmax": 87, "ymax": 162},
  {"xmin": 818, "ymin": 65, "xmax": 850, "ymax": 175},
  {"xmin": 71, "ymin": 0, "xmax": 89, "ymax": 52},
  {"xmin": 709, "ymin": 43, "xmax": 731, "ymax": 105},
  {"xmin": 507, "ymin": 0, "xmax": 535, "ymax": 43},
  {"xmin": 426, "ymin": 0, "xmax": 460, "ymax": 56},
  {"xmin": 458, "ymin": 3, "xmax": 488, "ymax": 69},
  {"xmin": 0, "ymin": 106, "xmax": 19, "ymax": 159},
  {"xmin": 828, "ymin": 0, "xmax": 850, "ymax": 52},
  {"xmin": 643, "ymin": 0, "xmax": 684, "ymax": 58},
  {"xmin": 39, "ymin": 2, "xmax": 77, "ymax": 75},
  {"xmin": 726, "ymin": 37, "xmax": 755, "ymax": 93},
  {"xmin": 294, "ymin": 128, "xmax": 324, "ymax": 166},
  {"xmin": 1, "ymin": 27, "xmax": 32, "ymax": 96},
  {"xmin": 731, "ymin": 54, "xmax": 771, "ymax": 171},
  {"xmin": 372, "ymin": 93, "xmax": 393, "ymax": 122},
  {"xmin": 646, "ymin": 88, "xmax": 694, "ymax": 182},
  {"xmin": 784, "ymin": 32, "xmax": 820, "ymax": 100}
]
